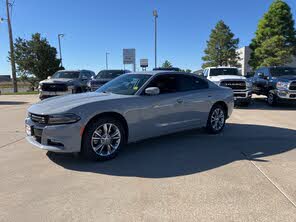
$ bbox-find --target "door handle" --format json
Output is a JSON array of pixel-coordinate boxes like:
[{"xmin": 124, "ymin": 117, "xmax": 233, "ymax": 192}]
[{"xmin": 176, "ymin": 99, "xmax": 183, "ymax": 104}]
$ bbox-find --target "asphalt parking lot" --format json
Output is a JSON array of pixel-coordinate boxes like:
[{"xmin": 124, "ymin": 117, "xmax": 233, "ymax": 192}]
[{"xmin": 0, "ymin": 95, "xmax": 296, "ymax": 221}]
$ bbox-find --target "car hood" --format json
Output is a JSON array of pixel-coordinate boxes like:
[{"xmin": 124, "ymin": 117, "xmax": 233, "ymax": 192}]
[
  {"xmin": 272, "ymin": 75, "xmax": 296, "ymax": 82},
  {"xmin": 208, "ymin": 75, "xmax": 246, "ymax": 82},
  {"xmin": 28, "ymin": 92, "xmax": 130, "ymax": 115},
  {"xmin": 40, "ymin": 78, "xmax": 76, "ymax": 84}
]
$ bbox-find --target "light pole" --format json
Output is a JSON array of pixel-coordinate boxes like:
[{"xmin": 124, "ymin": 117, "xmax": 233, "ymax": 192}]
[
  {"xmin": 106, "ymin": 52, "xmax": 109, "ymax": 70},
  {"xmin": 58, "ymin": 34, "xmax": 64, "ymax": 67},
  {"xmin": 5, "ymin": 0, "xmax": 17, "ymax": 92},
  {"xmin": 153, "ymin": 10, "xmax": 158, "ymax": 68}
]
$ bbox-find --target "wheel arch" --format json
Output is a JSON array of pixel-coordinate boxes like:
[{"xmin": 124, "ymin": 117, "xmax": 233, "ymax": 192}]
[
  {"xmin": 82, "ymin": 112, "xmax": 129, "ymax": 143},
  {"xmin": 212, "ymin": 101, "xmax": 228, "ymax": 118}
]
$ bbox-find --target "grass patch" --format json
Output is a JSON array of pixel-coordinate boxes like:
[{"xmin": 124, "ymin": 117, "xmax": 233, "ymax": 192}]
[{"xmin": 1, "ymin": 91, "xmax": 38, "ymax": 95}]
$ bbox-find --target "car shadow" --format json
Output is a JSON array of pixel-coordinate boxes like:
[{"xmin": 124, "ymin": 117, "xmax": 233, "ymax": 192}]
[
  {"xmin": 47, "ymin": 123, "xmax": 296, "ymax": 178},
  {"xmin": 236, "ymin": 97, "xmax": 296, "ymax": 111},
  {"xmin": 0, "ymin": 101, "xmax": 28, "ymax": 105}
]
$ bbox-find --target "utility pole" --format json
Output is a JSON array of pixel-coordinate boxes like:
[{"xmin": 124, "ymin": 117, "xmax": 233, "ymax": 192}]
[
  {"xmin": 6, "ymin": 0, "xmax": 17, "ymax": 92},
  {"xmin": 58, "ymin": 34, "xmax": 64, "ymax": 67},
  {"xmin": 106, "ymin": 52, "xmax": 109, "ymax": 70},
  {"xmin": 153, "ymin": 10, "xmax": 158, "ymax": 69}
]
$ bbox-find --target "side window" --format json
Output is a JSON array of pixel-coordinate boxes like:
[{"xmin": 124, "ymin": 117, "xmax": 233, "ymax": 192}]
[
  {"xmin": 146, "ymin": 75, "xmax": 178, "ymax": 94},
  {"xmin": 86, "ymin": 72, "xmax": 93, "ymax": 79},
  {"xmin": 176, "ymin": 75, "xmax": 209, "ymax": 92}
]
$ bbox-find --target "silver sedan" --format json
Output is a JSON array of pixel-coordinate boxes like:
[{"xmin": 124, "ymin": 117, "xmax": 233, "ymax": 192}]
[{"xmin": 25, "ymin": 71, "xmax": 234, "ymax": 161}]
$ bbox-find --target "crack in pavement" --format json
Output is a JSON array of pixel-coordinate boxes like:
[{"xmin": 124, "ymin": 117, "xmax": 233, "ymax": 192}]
[
  {"xmin": 0, "ymin": 137, "xmax": 25, "ymax": 150},
  {"xmin": 241, "ymin": 151, "xmax": 296, "ymax": 209}
]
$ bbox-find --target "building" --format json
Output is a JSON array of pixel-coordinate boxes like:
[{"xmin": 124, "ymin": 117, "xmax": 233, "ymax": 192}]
[
  {"xmin": 236, "ymin": 46, "xmax": 252, "ymax": 76},
  {"xmin": 236, "ymin": 46, "xmax": 296, "ymax": 76},
  {"xmin": 0, "ymin": 75, "xmax": 11, "ymax": 82}
]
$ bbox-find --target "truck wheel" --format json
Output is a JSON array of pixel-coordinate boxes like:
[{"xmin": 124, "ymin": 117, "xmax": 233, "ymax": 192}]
[
  {"xmin": 267, "ymin": 91, "xmax": 278, "ymax": 106},
  {"xmin": 82, "ymin": 117, "xmax": 126, "ymax": 161},
  {"xmin": 206, "ymin": 104, "xmax": 226, "ymax": 134}
]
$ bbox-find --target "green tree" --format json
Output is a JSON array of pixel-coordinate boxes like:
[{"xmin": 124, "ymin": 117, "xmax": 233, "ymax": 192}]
[
  {"xmin": 202, "ymin": 20, "xmax": 239, "ymax": 68},
  {"xmin": 13, "ymin": 33, "xmax": 62, "ymax": 81},
  {"xmin": 161, "ymin": 60, "xmax": 173, "ymax": 68},
  {"xmin": 249, "ymin": 0, "xmax": 296, "ymax": 69}
]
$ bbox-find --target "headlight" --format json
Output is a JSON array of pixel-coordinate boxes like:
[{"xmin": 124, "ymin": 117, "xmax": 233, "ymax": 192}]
[
  {"xmin": 246, "ymin": 81, "xmax": 252, "ymax": 89},
  {"xmin": 48, "ymin": 113, "xmax": 80, "ymax": 125},
  {"xmin": 276, "ymin": 82, "xmax": 289, "ymax": 90}
]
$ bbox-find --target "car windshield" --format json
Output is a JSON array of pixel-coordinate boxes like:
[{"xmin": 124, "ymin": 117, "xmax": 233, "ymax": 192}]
[
  {"xmin": 96, "ymin": 70, "xmax": 125, "ymax": 79},
  {"xmin": 52, "ymin": 71, "xmax": 80, "ymax": 79},
  {"xmin": 96, "ymin": 74, "xmax": 152, "ymax": 95},
  {"xmin": 270, "ymin": 67, "xmax": 296, "ymax": 76},
  {"xmin": 209, "ymin": 68, "xmax": 240, "ymax": 76}
]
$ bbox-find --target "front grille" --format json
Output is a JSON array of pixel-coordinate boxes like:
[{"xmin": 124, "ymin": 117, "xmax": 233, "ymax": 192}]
[
  {"xmin": 289, "ymin": 81, "xmax": 296, "ymax": 90},
  {"xmin": 41, "ymin": 83, "xmax": 67, "ymax": 92},
  {"xmin": 29, "ymin": 113, "xmax": 48, "ymax": 124},
  {"xmin": 220, "ymin": 81, "xmax": 246, "ymax": 90}
]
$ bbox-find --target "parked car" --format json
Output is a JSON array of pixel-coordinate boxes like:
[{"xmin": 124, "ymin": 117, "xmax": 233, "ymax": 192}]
[
  {"xmin": 250, "ymin": 66, "xmax": 296, "ymax": 105},
  {"xmin": 38, "ymin": 70, "xmax": 95, "ymax": 100},
  {"xmin": 202, "ymin": 67, "xmax": 252, "ymax": 106},
  {"xmin": 25, "ymin": 71, "xmax": 234, "ymax": 161},
  {"xmin": 87, "ymin": 69, "xmax": 130, "ymax": 91}
]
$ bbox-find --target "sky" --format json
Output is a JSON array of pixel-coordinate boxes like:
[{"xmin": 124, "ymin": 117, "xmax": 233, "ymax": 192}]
[{"xmin": 0, "ymin": 0, "xmax": 296, "ymax": 75}]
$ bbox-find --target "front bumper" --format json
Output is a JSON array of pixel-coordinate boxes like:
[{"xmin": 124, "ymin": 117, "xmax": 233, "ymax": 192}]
[
  {"xmin": 25, "ymin": 118, "xmax": 83, "ymax": 153},
  {"xmin": 233, "ymin": 90, "xmax": 252, "ymax": 100},
  {"xmin": 39, "ymin": 89, "xmax": 73, "ymax": 98},
  {"xmin": 276, "ymin": 89, "xmax": 296, "ymax": 100}
]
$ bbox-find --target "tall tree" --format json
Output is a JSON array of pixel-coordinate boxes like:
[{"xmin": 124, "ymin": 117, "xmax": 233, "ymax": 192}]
[
  {"xmin": 161, "ymin": 60, "xmax": 173, "ymax": 68},
  {"xmin": 202, "ymin": 20, "xmax": 239, "ymax": 68},
  {"xmin": 13, "ymin": 33, "xmax": 62, "ymax": 80},
  {"xmin": 249, "ymin": 0, "xmax": 296, "ymax": 69}
]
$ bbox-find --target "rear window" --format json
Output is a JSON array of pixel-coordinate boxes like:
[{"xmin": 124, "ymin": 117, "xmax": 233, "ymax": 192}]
[{"xmin": 210, "ymin": 68, "xmax": 240, "ymax": 76}]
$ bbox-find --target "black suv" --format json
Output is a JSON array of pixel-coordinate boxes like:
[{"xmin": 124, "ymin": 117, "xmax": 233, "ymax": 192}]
[
  {"xmin": 87, "ymin": 69, "xmax": 130, "ymax": 91},
  {"xmin": 251, "ymin": 66, "xmax": 296, "ymax": 105}
]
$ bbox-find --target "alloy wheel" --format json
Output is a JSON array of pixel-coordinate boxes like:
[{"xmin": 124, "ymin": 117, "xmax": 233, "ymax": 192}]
[
  {"xmin": 210, "ymin": 108, "xmax": 225, "ymax": 131},
  {"xmin": 91, "ymin": 123, "xmax": 121, "ymax": 157}
]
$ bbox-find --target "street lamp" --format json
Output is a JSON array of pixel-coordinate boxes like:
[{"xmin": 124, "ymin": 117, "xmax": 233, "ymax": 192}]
[
  {"xmin": 106, "ymin": 52, "xmax": 110, "ymax": 70},
  {"xmin": 153, "ymin": 10, "xmax": 158, "ymax": 68},
  {"xmin": 58, "ymin": 34, "xmax": 64, "ymax": 67}
]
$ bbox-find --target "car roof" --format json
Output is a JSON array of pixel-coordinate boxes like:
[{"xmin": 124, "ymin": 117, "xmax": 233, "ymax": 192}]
[
  {"xmin": 57, "ymin": 69, "xmax": 93, "ymax": 72},
  {"xmin": 205, "ymin": 67, "xmax": 238, "ymax": 69},
  {"xmin": 128, "ymin": 71, "xmax": 196, "ymax": 76}
]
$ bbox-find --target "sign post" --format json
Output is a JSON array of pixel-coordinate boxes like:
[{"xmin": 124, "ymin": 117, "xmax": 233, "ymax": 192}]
[{"xmin": 140, "ymin": 59, "xmax": 148, "ymax": 71}]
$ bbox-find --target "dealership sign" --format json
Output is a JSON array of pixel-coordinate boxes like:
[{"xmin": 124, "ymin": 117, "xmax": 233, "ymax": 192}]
[
  {"xmin": 140, "ymin": 59, "xmax": 148, "ymax": 68},
  {"xmin": 123, "ymin": 48, "xmax": 136, "ymax": 64}
]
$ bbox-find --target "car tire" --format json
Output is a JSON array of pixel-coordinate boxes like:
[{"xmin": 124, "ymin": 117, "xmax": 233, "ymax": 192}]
[
  {"xmin": 82, "ymin": 117, "xmax": 126, "ymax": 161},
  {"xmin": 267, "ymin": 90, "xmax": 278, "ymax": 106},
  {"xmin": 206, "ymin": 104, "xmax": 226, "ymax": 134}
]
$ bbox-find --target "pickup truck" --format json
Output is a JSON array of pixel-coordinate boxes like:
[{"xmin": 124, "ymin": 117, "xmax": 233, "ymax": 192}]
[
  {"xmin": 250, "ymin": 66, "xmax": 296, "ymax": 105},
  {"xmin": 38, "ymin": 70, "xmax": 95, "ymax": 100},
  {"xmin": 202, "ymin": 67, "xmax": 252, "ymax": 106}
]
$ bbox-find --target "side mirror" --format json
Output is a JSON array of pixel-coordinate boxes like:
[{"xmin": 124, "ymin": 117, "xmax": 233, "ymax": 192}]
[
  {"xmin": 47, "ymin": 76, "xmax": 52, "ymax": 79},
  {"xmin": 145, "ymin": 87, "xmax": 160, "ymax": 95}
]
